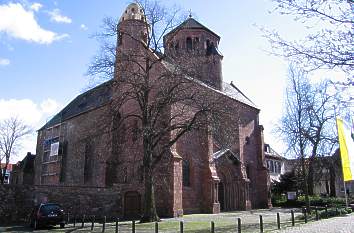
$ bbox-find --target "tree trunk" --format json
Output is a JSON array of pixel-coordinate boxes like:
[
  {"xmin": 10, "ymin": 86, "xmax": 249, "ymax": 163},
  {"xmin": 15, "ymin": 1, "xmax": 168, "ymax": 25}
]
[
  {"xmin": 329, "ymin": 166, "xmax": 336, "ymax": 197},
  {"xmin": 307, "ymin": 159, "xmax": 314, "ymax": 195},
  {"xmin": 140, "ymin": 162, "xmax": 159, "ymax": 222},
  {"xmin": 300, "ymin": 155, "xmax": 310, "ymax": 212}
]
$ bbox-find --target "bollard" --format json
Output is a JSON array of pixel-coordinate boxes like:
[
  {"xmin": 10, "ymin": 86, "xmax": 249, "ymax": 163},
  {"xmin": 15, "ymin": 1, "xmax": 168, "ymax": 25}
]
[
  {"xmin": 211, "ymin": 221, "xmax": 215, "ymax": 233},
  {"xmin": 155, "ymin": 221, "xmax": 158, "ymax": 233},
  {"xmin": 102, "ymin": 216, "xmax": 106, "ymax": 233},
  {"xmin": 259, "ymin": 215, "xmax": 263, "ymax": 233},
  {"xmin": 67, "ymin": 213, "xmax": 70, "ymax": 224},
  {"xmin": 277, "ymin": 212, "xmax": 280, "ymax": 229},
  {"xmin": 180, "ymin": 221, "xmax": 184, "ymax": 233},
  {"xmin": 325, "ymin": 205, "xmax": 328, "ymax": 218},
  {"xmin": 237, "ymin": 218, "xmax": 241, "ymax": 233},
  {"xmin": 315, "ymin": 207, "xmax": 319, "ymax": 221},
  {"xmin": 291, "ymin": 210, "xmax": 295, "ymax": 226},
  {"xmin": 81, "ymin": 214, "xmax": 85, "ymax": 228},
  {"xmin": 91, "ymin": 215, "xmax": 95, "ymax": 231},
  {"xmin": 336, "ymin": 207, "xmax": 339, "ymax": 215},
  {"xmin": 74, "ymin": 215, "xmax": 76, "ymax": 227},
  {"xmin": 304, "ymin": 209, "xmax": 307, "ymax": 223},
  {"xmin": 132, "ymin": 220, "xmax": 136, "ymax": 233},
  {"xmin": 115, "ymin": 218, "xmax": 119, "ymax": 233}
]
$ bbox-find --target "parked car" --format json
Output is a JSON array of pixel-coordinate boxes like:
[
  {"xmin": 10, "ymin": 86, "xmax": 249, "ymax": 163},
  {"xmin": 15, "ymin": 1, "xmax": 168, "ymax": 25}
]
[{"xmin": 29, "ymin": 203, "xmax": 66, "ymax": 229}]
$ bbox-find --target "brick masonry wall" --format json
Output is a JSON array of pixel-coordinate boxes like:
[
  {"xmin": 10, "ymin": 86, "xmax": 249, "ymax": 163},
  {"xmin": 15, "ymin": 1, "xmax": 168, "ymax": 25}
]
[{"xmin": 0, "ymin": 184, "xmax": 122, "ymax": 223}]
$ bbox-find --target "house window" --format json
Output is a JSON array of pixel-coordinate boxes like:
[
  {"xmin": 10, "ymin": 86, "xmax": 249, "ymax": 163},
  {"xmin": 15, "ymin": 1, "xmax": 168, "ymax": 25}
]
[{"xmin": 182, "ymin": 160, "xmax": 190, "ymax": 187}]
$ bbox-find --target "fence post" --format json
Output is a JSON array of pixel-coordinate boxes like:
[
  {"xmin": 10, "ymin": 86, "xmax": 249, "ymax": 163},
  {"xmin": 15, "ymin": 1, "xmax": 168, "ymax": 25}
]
[
  {"xmin": 211, "ymin": 221, "xmax": 215, "ymax": 233},
  {"xmin": 155, "ymin": 221, "xmax": 158, "ymax": 233},
  {"xmin": 115, "ymin": 218, "xmax": 119, "ymax": 233},
  {"xmin": 81, "ymin": 214, "xmax": 85, "ymax": 228},
  {"xmin": 277, "ymin": 212, "xmax": 280, "ymax": 229},
  {"xmin": 237, "ymin": 218, "xmax": 241, "ymax": 233},
  {"xmin": 180, "ymin": 221, "xmax": 184, "ymax": 233},
  {"xmin": 102, "ymin": 216, "xmax": 106, "ymax": 233},
  {"xmin": 259, "ymin": 215, "xmax": 263, "ymax": 233},
  {"xmin": 73, "ymin": 215, "xmax": 76, "ymax": 227},
  {"xmin": 91, "ymin": 215, "xmax": 95, "ymax": 231},
  {"xmin": 304, "ymin": 208, "xmax": 307, "ymax": 223},
  {"xmin": 325, "ymin": 205, "xmax": 328, "ymax": 218},
  {"xmin": 315, "ymin": 207, "xmax": 319, "ymax": 220},
  {"xmin": 291, "ymin": 210, "xmax": 295, "ymax": 226},
  {"xmin": 132, "ymin": 220, "xmax": 136, "ymax": 233}
]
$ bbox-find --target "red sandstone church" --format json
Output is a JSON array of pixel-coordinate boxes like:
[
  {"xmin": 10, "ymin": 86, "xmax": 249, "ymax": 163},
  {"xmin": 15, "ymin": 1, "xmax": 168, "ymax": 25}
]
[{"xmin": 34, "ymin": 3, "xmax": 270, "ymax": 218}]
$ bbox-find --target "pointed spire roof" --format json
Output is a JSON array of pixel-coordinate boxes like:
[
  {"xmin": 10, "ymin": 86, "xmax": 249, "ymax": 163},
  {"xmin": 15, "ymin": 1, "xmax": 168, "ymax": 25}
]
[{"xmin": 165, "ymin": 17, "xmax": 220, "ymax": 39}]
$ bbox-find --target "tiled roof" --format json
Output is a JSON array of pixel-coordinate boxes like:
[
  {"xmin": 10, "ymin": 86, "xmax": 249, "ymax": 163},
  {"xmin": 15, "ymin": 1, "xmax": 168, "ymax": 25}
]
[
  {"xmin": 40, "ymin": 80, "xmax": 112, "ymax": 130},
  {"xmin": 165, "ymin": 17, "xmax": 220, "ymax": 39}
]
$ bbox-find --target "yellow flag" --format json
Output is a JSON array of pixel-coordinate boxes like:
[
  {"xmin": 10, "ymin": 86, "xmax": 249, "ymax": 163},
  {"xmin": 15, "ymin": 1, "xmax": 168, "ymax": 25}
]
[{"xmin": 336, "ymin": 118, "xmax": 354, "ymax": 181}]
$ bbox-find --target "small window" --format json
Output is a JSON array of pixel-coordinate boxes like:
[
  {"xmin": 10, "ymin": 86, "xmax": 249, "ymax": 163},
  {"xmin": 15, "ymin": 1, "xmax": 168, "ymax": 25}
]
[
  {"xmin": 246, "ymin": 165, "xmax": 250, "ymax": 179},
  {"xmin": 118, "ymin": 32, "xmax": 123, "ymax": 46},
  {"xmin": 131, "ymin": 8, "xmax": 135, "ymax": 12},
  {"xmin": 182, "ymin": 160, "xmax": 190, "ymax": 186},
  {"xmin": 186, "ymin": 37, "xmax": 192, "ymax": 51},
  {"xmin": 175, "ymin": 41, "xmax": 179, "ymax": 51}
]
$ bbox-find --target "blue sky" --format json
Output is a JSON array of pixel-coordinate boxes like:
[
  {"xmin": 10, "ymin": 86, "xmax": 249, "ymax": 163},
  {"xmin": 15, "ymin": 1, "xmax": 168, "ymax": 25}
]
[{"xmin": 0, "ymin": 0, "xmax": 320, "ymax": 161}]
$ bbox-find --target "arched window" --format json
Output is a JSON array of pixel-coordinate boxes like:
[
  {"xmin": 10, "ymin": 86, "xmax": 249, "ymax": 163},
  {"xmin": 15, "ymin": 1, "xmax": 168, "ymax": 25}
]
[
  {"xmin": 186, "ymin": 37, "xmax": 193, "ymax": 51},
  {"xmin": 182, "ymin": 160, "xmax": 190, "ymax": 186}
]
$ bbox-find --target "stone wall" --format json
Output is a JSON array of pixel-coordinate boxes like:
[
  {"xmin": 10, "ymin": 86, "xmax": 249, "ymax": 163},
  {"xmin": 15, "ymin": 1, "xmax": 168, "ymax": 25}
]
[{"xmin": 0, "ymin": 184, "xmax": 122, "ymax": 223}]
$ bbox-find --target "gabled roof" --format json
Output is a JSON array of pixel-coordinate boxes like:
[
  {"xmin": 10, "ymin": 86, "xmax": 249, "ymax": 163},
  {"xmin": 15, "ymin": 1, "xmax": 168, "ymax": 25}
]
[
  {"xmin": 165, "ymin": 17, "xmax": 220, "ymax": 39},
  {"xmin": 222, "ymin": 81, "xmax": 257, "ymax": 109},
  {"xmin": 40, "ymin": 80, "xmax": 112, "ymax": 130},
  {"xmin": 213, "ymin": 149, "xmax": 240, "ymax": 164}
]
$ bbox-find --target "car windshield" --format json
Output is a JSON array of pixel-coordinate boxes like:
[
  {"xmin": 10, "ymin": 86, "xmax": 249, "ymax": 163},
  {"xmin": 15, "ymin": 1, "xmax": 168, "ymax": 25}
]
[{"xmin": 40, "ymin": 204, "xmax": 61, "ymax": 214}]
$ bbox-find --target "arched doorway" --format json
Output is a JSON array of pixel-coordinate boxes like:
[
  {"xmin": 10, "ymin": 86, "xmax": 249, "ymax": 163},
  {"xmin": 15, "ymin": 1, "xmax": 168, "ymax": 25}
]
[
  {"xmin": 124, "ymin": 191, "xmax": 141, "ymax": 219},
  {"xmin": 218, "ymin": 182, "xmax": 225, "ymax": 211}
]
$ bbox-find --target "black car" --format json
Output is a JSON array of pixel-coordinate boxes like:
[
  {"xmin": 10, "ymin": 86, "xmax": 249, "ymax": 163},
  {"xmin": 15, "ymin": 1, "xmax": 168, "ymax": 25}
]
[{"xmin": 29, "ymin": 203, "xmax": 66, "ymax": 229}]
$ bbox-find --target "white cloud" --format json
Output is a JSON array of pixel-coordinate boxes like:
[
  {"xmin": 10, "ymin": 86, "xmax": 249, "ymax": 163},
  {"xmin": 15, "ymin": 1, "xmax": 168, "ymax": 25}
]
[
  {"xmin": 30, "ymin": 2, "xmax": 42, "ymax": 12},
  {"xmin": 0, "ymin": 3, "xmax": 68, "ymax": 44},
  {"xmin": 0, "ymin": 58, "xmax": 10, "ymax": 66},
  {"xmin": 48, "ymin": 8, "xmax": 72, "ymax": 24},
  {"xmin": 40, "ymin": 98, "xmax": 60, "ymax": 114},
  {"xmin": 80, "ymin": 24, "xmax": 88, "ymax": 31},
  {"xmin": 0, "ymin": 98, "xmax": 61, "ymax": 162}
]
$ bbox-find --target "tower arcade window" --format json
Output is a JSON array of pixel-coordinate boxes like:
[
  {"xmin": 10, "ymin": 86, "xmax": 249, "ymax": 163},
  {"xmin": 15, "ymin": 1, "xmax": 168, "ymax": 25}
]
[
  {"xmin": 182, "ymin": 160, "xmax": 190, "ymax": 186},
  {"xmin": 186, "ymin": 37, "xmax": 193, "ymax": 51}
]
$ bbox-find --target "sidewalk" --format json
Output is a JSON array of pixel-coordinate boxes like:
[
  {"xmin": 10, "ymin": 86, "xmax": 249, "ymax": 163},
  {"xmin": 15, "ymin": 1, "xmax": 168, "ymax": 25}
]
[{"xmin": 274, "ymin": 214, "xmax": 354, "ymax": 233}]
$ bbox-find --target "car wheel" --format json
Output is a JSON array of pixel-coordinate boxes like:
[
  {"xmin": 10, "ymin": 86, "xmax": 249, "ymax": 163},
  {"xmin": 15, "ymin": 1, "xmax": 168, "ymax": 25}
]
[{"xmin": 60, "ymin": 223, "xmax": 65, "ymax": 228}]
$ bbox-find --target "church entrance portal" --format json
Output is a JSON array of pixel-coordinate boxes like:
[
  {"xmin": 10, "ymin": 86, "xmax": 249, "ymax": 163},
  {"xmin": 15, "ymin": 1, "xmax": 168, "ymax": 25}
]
[{"xmin": 124, "ymin": 191, "xmax": 141, "ymax": 219}]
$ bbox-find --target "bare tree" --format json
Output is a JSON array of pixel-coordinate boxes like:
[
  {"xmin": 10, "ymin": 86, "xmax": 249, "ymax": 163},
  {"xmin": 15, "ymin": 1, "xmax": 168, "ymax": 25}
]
[
  {"xmin": 278, "ymin": 65, "xmax": 339, "ymax": 210},
  {"xmin": 263, "ymin": 0, "xmax": 353, "ymax": 85},
  {"xmin": 0, "ymin": 118, "xmax": 32, "ymax": 184},
  {"xmin": 88, "ymin": 0, "xmax": 235, "ymax": 222}
]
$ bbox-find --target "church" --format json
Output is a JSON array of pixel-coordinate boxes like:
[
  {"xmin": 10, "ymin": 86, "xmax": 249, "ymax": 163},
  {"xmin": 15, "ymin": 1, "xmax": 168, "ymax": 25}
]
[{"xmin": 34, "ymin": 3, "xmax": 270, "ymax": 218}]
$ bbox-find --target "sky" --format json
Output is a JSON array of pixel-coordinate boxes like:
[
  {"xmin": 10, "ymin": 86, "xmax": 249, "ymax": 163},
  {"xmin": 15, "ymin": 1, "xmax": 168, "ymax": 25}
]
[{"xmin": 0, "ymin": 0, "xmax": 339, "ymax": 162}]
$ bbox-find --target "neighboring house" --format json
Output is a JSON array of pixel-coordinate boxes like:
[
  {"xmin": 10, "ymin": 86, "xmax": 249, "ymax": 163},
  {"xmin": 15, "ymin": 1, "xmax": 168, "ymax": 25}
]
[
  {"xmin": 283, "ymin": 149, "xmax": 354, "ymax": 198},
  {"xmin": 10, "ymin": 152, "xmax": 36, "ymax": 185},
  {"xmin": 34, "ymin": 3, "xmax": 269, "ymax": 217},
  {"xmin": 0, "ymin": 163, "xmax": 14, "ymax": 184},
  {"xmin": 264, "ymin": 144, "xmax": 285, "ymax": 183}
]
